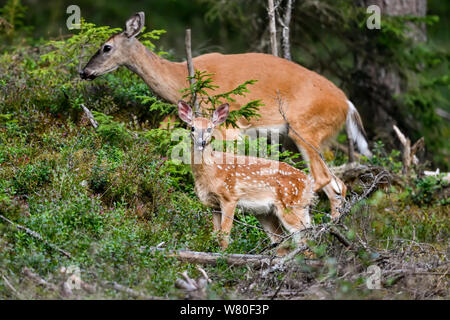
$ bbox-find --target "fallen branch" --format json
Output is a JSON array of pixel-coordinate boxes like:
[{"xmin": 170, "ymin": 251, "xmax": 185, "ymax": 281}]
[
  {"xmin": 99, "ymin": 281, "xmax": 161, "ymax": 300},
  {"xmin": 175, "ymin": 267, "xmax": 211, "ymax": 299},
  {"xmin": 1, "ymin": 274, "xmax": 25, "ymax": 299},
  {"xmin": 424, "ymin": 169, "xmax": 450, "ymax": 182},
  {"xmin": 1, "ymin": 214, "xmax": 71, "ymax": 259},
  {"xmin": 148, "ymin": 247, "xmax": 322, "ymax": 268},
  {"xmin": 23, "ymin": 267, "xmax": 59, "ymax": 292}
]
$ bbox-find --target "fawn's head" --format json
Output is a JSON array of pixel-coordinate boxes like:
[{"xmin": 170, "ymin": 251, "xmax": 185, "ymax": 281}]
[
  {"xmin": 177, "ymin": 100, "xmax": 229, "ymax": 151},
  {"xmin": 80, "ymin": 12, "xmax": 145, "ymax": 80}
]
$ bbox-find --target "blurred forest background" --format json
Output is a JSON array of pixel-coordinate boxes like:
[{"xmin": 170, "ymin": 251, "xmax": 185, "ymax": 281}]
[
  {"xmin": 2, "ymin": 0, "xmax": 448, "ymax": 168},
  {"xmin": 0, "ymin": 0, "xmax": 448, "ymax": 300}
]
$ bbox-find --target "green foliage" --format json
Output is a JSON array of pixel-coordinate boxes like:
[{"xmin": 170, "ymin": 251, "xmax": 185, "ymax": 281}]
[
  {"xmin": 139, "ymin": 28, "xmax": 168, "ymax": 55},
  {"xmin": 180, "ymin": 70, "xmax": 262, "ymax": 128},
  {"xmin": 0, "ymin": 2, "xmax": 448, "ymax": 300},
  {"xmin": 36, "ymin": 19, "xmax": 121, "ymax": 84},
  {"xmin": 0, "ymin": 0, "xmax": 28, "ymax": 44},
  {"xmin": 366, "ymin": 141, "xmax": 403, "ymax": 173},
  {"xmin": 408, "ymin": 175, "xmax": 450, "ymax": 206},
  {"xmin": 92, "ymin": 111, "xmax": 132, "ymax": 147}
]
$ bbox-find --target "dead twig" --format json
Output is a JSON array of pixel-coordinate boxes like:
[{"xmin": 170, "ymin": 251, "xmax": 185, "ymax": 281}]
[
  {"xmin": 1, "ymin": 274, "xmax": 25, "ymax": 299},
  {"xmin": 393, "ymin": 125, "xmax": 424, "ymax": 175},
  {"xmin": 185, "ymin": 29, "xmax": 200, "ymax": 116},
  {"xmin": 80, "ymin": 103, "xmax": 98, "ymax": 129},
  {"xmin": 175, "ymin": 266, "xmax": 212, "ymax": 299},
  {"xmin": 1, "ymin": 214, "xmax": 72, "ymax": 259},
  {"xmin": 99, "ymin": 281, "xmax": 161, "ymax": 300},
  {"xmin": 22, "ymin": 267, "xmax": 59, "ymax": 292}
]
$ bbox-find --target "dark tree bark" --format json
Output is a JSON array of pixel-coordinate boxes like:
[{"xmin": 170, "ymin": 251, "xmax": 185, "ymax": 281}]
[{"xmin": 351, "ymin": 0, "xmax": 427, "ymax": 149}]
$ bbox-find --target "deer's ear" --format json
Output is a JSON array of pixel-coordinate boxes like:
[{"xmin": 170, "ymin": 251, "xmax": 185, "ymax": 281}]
[
  {"xmin": 177, "ymin": 100, "xmax": 193, "ymax": 124},
  {"xmin": 125, "ymin": 12, "xmax": 145, "ymax": 38},
  {"xmin": 212, "ymin": 103, "xmax": 229, "ymax": 126}
]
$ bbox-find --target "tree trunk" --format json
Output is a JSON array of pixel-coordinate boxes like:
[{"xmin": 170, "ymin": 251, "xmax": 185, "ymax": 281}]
[
  {"xmin": 267, "ymin": 0, "xmax": 279, "ymax": 56},
  {"xmin": 351, "ymin": 0, "xmax": 427, "ymax": 149}
]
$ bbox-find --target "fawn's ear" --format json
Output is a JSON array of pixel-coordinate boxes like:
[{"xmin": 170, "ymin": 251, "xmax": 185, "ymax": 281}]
[
  {"xmin": 125, "ymin": 12, "xmax": 145, "ymax": 38},
  {"xmin": 177, "ymin": 100, "xmax": 193, "ymax": 124},
  {"xmin": 212, "ymin": 103, "xmax": 229, "ymax": 126}
]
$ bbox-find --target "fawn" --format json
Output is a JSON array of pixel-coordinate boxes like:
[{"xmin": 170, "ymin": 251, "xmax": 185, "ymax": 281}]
[{"xmin": 178, "ymin": 100, "xmax": 315, "ymax": 255}]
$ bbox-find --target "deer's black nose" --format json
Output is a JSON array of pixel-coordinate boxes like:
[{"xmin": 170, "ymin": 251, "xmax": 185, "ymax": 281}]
[{"xmin": 79, "ymin": 69, "xmax": 96, "ymax": 80}]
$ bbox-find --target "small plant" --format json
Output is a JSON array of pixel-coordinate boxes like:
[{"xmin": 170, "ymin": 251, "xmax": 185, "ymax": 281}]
[
  {"xmin": 92, "ymin": 111, "xmax": 132, "ymax": 147},
  {"xmin": 180, "ymin": 70, "xmax": 263, "ymax": 128},
  {"xmin": 409, "ymin": 175, "xmax": 449, "ymax": 206},
  {"xmin": 366, "ymin": 140, "xmax": 403, "ymax": 173}
]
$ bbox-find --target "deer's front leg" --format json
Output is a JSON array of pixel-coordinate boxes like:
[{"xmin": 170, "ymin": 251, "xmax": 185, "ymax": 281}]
[
  {"xmin": 212, "ymin": 210, "xmax": 222, "ymax": 233},
  {"xmin": 218, "ymin": 200, "xmax": 237, "ymax": 250}
]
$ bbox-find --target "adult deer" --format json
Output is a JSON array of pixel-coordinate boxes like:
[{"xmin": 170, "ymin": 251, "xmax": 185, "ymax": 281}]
[
  {"xmin": 177, "ymin": 100, "xmax": 315, "ymax": 254},
  {"xmin": 80, "ymin": 12, "xmax": 372, "ymax": 218}
]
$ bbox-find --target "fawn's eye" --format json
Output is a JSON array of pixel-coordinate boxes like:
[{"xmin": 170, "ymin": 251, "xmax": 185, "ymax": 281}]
[
  {"xmin": 207, "ymin": 128, "xmax": 212, "ymax": 133},
  {"xmin": 103, "ymin": 45, "xmax": 112, "ymax": 53},
  {"xmin": 191, "ymin": 127, "xmax": 195, "ymax": 132}
]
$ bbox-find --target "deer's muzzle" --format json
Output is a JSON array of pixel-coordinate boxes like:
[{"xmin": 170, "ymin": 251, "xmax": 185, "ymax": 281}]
[{"xmin": 79, "ymin": 69, "xmax": 97, "ymax": 80}]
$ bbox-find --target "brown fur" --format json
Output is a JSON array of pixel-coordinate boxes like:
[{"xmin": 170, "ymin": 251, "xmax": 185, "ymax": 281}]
[
  {"xmin": 190, "ymin": 117, "xmax": 315, "ymax": 254},
  {"xmin": 82, "ymin": 24, "xmax": 352, "ymax": 218}
]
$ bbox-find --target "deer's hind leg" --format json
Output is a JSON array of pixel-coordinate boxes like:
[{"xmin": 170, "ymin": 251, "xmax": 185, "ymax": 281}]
[{"xmin": 288, "ymin": 131, "xmax": 346, "ymax": 219}]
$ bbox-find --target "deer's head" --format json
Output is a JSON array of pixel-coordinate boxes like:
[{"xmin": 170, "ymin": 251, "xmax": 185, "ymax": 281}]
[
  {"xmin": 177, "ymin": 100, "xmax": 229, "ymax": 151},
  {"xmin": 80, "ymin": 12, "xmax": 145, "ymax": 80}
]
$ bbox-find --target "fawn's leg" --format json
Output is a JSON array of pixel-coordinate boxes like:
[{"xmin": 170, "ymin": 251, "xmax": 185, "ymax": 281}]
[
  {"xmin": 212, "ymin": 210, "xmax": 222, "ymax": 232},
  {"xmin": 218, "ymin": 200, "xmax": 238, "ymax": 250}
]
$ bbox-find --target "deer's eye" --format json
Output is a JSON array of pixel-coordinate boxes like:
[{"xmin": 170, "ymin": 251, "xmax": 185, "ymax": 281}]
[
  {"xmin": 191, "ymin": 127, "xmax": 195, "ymax": 132},
  {"xmin": 207, "ymin": 128, "xmax": 212, "ymax": 133},
  {"xmin": 103, "ymin": 45, "xmax": 112, "ymax": 53}
]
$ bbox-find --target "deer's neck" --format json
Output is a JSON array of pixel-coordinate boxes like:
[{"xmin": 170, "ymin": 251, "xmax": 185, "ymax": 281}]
[
  {"xmin": 125, "ymin": 41, "xmax": 187, "ymax": 103},
  {"xmin": 190, "ymin": 144, "xmax": 218, "ymax": 180}
]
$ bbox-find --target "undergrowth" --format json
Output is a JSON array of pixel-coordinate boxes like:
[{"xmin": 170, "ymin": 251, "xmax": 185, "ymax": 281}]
[{"xmin": 0, "ymin": 14, "xmax": 448, "ymax": 300}]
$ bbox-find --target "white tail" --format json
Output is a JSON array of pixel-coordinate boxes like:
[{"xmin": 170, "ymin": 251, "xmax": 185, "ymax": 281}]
[
  {"xmin": 346, "ymin": 100, "xmax": 372, "ymax": 157},
  {"xmin": 178, "ymin": 100, "xmax": 315, "ymax": 255}
]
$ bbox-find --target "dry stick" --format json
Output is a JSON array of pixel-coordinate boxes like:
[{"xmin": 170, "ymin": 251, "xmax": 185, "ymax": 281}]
[
  {"xmin": 267, "ymin": 0, "xmax": 279, "ymax": 56},
  {"xmin": 1, "ymin": 214, "xmax": 72, "ymax": 259},
  {"xmin": 393, "ymin": 125, "xmax": 424, "ymax": 175},
  {"xmin": 185, "ymin": 29, "xmax": 200, "ymax": 116},
  {"xmin": 436, "ymin": 107, "xmax": 450, "ymax": 121},
  {"xmin": 148, "ymin": 247, "xmax": 323, "ymax": 268},
  {"xmin": 22, "ymin": 267, "xmax": 59, "ymax": 292},
  {"xmin": 100, "ymin": 281, "xmax": 161, "ymax": 300},
  {"xmin": 80, "ymin": 103, "xmax": 98, "ymax": 129},
  {"xmin": 1, "ymin": 274, "xmax": 25, "ymax": 299}
]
